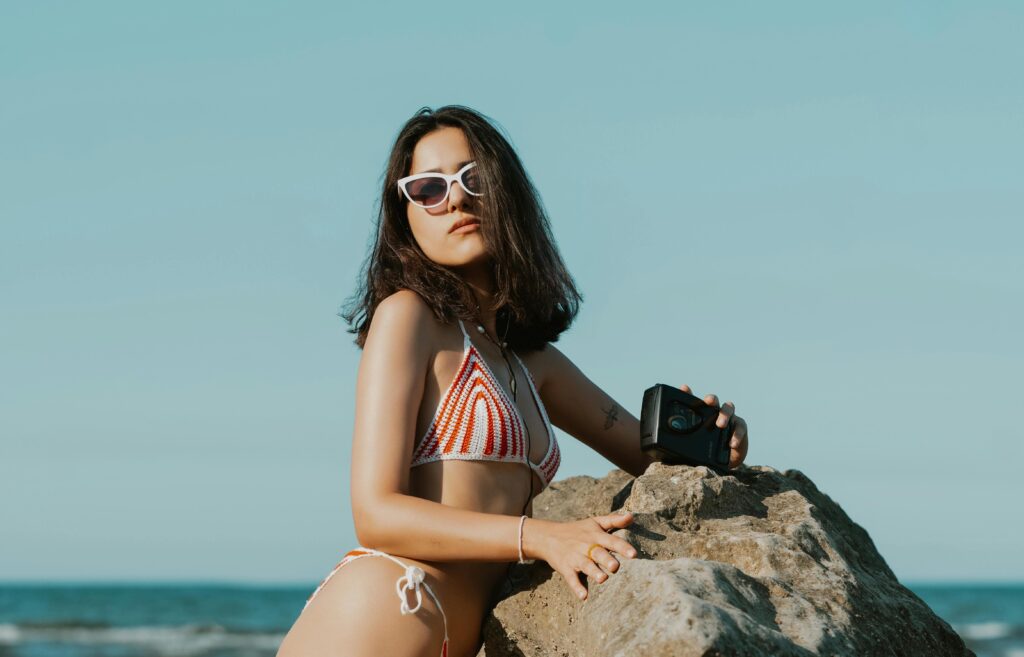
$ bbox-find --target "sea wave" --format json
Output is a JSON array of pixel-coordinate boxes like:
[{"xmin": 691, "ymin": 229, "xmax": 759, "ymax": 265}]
[
  {"xmin": 955, "ymin": 621, "xmax": 1016, "ymax": 641},
  {"xmin": 0, "ymin": 621, "xmax": 284, "ymax": 655}
]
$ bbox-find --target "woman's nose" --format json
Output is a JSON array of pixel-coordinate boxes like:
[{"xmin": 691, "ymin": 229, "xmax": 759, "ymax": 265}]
[{"xmin": 447, "ymin": 180, "xmax": 473, "ymax": 213}]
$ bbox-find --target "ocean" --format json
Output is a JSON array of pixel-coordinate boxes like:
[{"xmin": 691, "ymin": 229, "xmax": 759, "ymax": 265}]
[{"xmin": 0, "ymin": 582, "xmax": 1020, "ymax": 656}]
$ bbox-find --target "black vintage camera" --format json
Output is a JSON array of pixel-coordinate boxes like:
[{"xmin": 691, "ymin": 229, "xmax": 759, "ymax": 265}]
[{"xmin": 640, "ymin": 383, "xmax": 734, "ymax": 473}]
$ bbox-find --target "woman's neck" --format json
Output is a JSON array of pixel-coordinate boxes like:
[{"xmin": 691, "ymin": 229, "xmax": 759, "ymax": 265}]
[{"xmin": 458, "ymin": 261, "xmax": 500, "ymax": 339}]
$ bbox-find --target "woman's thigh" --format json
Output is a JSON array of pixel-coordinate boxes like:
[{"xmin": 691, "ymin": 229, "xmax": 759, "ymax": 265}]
[{"xmin": 277, "ymin": 555, "xmax": 448, "ymax": 657}]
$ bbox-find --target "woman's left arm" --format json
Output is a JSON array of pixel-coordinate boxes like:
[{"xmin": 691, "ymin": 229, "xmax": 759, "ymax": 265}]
[{"xmin": 538, "ymin": 345, "xmax": 750, "ymax": 477}]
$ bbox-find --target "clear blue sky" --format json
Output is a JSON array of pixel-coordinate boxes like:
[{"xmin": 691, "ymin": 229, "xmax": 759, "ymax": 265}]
[{"xmin": 2, "ymin": 2, "xmax": 1020, "ymax": 584}]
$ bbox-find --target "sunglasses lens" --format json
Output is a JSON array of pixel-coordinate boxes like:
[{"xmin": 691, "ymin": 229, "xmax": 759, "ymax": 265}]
[
  {"xmin": 406, "ymin": 177, "xmax": 448, "ymax": 207},
  {"xmin": 462, "ymin": 167, "xmax": 482, "ymax": 194}
]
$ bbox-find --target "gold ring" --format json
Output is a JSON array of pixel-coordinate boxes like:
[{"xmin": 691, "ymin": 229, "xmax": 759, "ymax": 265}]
[{"xmin": 586, "ymin": 543, "xmax": 601, "ymax": 560}]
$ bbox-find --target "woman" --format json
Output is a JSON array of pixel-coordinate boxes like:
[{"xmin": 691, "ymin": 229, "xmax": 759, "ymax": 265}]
[{"xmin": 277, "ymin": 105, "xmax": 750, "ymax": 657}]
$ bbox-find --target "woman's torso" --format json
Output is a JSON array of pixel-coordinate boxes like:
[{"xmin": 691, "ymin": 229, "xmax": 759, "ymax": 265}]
[{"xmin": 395, "ymin": 317, "xmax": 555, "ymax": 631}]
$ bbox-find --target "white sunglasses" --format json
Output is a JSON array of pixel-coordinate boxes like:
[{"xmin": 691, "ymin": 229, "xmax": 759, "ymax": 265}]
[{"xmin": 397, "ymin": 161, "xmax": 484, "ymax": 209}]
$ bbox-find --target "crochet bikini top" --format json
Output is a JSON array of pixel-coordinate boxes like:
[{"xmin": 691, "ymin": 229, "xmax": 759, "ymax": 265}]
[{"xmin": 409, "ymin": 318, "xmax": 561, "ymax": 489}]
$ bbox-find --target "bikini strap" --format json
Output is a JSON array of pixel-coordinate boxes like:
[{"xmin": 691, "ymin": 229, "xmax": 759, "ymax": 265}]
[
  {"xmin": 456, "ymin": 318, "xmax": 471, "ymax": 346},
  {"xmin": 353, "ymin": 547, "xmax": 451, "ymax": 655},
  {"xmin": 509, "ymin": 351, "xmax": 534, "ymax": 388}
]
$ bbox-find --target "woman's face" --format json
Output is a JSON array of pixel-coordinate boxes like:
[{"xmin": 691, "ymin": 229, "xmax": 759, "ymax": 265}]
[{"xmin": 404, "ymin": 126, "xmax": 488, "ymax": 269}]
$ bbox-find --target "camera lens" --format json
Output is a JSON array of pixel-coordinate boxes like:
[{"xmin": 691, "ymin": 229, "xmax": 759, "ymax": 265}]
[{"xmin": 667, "ymin": 408, "xmax": 701, "ymax": 432}]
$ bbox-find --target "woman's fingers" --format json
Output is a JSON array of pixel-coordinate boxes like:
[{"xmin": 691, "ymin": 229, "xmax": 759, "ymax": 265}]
[
  {"xmin": 729, "ymin": 416, "xmax": 750, "ymax": 468},
  {"xmin": 589, "ymin": 544, "xmax": 623, "ymax": 574},
  {"xmin": 590, "ymin": 514, "xmax": 638, "ymax": 560},
  {"xmin": 561, "ymin": 568, "xmax": 589, "ymax": 600},
  {"xmin": 578, "ymin": 554, "xmax": 608, "ymax": 585},
  {"xmin": 593, "ymin": 511, "xmax": 634, "ymax": 532},
  {"xmin": 682, "ymin": 385, "xmax": 734, "ymax": 429},
  {"xmin": 731, "ymin": 416, "xmax": 747, "ymax": 447},
  {"xmin": 717, "ymin": 401, "xmax": 735, "ymax": 429},
  {"xmin": 605, "ymin": 530, "xmax": 638, "ymax": 559},
  {"xmin": 553, "ymin": 515, "xmax": 642, "ymax": 601}
]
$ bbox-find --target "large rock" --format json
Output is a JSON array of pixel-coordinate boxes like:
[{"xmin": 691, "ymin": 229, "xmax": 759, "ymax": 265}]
[{"xmin": 476, "ymin": 463, "xmax": 971, "ymax": 657}]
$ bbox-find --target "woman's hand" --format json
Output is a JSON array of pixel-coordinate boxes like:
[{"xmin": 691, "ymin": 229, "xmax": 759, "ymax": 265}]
[
  {"xmin": 523, "ymin": 512, "xmax": 637, "ymax": 601},
  {"xmin": 680, "ymin": 384, "xmax": 749, "ymax": 469}
]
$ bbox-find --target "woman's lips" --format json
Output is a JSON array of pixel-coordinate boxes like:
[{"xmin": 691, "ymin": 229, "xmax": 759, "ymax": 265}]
[{"xmin": 451, "ymin": 221, "xmax": 480, "ymax": 234}]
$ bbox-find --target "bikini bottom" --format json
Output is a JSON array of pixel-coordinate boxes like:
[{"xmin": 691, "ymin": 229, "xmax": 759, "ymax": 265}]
[{"xmin": 304, "ymin": 546, "xmax": 451, "ymax": 657}]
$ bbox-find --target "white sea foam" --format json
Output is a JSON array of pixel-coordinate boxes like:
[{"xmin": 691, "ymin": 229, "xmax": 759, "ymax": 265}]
[
  {"xmin": 0, "ymin": 624, "xmax": 21, "ymax": 644},
  {"xmin": 1, "ymin": 623, "xmax": 284, "ymax": 656},
  {"xmin": 955, "ymin": 621, "xmax": 1012, "ymax": 640}
]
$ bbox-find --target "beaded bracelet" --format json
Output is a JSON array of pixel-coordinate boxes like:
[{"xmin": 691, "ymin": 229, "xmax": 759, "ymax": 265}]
[{"xmin": 517, "ymin": 515, "xmax": 528, "ymax": 563}]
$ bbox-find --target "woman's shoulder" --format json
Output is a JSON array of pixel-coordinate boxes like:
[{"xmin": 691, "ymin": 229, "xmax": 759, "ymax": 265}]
[
  {"xmin": 365, "ymin": 289, "xmax": 444, "ymax": 350},
  {"xmin": 515, "ymin": 340, "xmax": 557, "ymax": 390},
  {"xmin": 376, "ymin": 288, "xmax": 432, "ymax": 318}
]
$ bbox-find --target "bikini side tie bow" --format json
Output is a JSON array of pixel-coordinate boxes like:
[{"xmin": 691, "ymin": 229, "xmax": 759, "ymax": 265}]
[{"xmin": 395, "ymin": 564, "xmax": 426, "ymax": 615}]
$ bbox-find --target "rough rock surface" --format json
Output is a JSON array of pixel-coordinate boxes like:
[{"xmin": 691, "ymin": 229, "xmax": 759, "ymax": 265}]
[{"xmin": 475, "ymin": 463, "xmax": 971, "ymax": 657}]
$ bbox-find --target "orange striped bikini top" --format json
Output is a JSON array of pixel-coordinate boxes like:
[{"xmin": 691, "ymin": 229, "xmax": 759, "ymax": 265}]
[{"xmin": 410, "ymin": 318, "xmax": 561, "ymax": 489}]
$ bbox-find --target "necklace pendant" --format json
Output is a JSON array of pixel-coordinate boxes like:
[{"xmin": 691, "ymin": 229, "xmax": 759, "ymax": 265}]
[{"xmin": 475, "ymin": 321, "xmax": 509, "ymax": 351}]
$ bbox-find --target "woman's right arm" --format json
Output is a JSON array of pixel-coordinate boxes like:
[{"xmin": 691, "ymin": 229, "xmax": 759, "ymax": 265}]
[{"xmin": 349, "ymin": 290, "xmax": 635, "ymax": 597}]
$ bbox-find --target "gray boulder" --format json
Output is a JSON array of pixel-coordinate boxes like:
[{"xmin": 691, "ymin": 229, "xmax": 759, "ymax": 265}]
[{"xmin": 477, "ymin": 463, "xmax": 972, "ymax": 657}]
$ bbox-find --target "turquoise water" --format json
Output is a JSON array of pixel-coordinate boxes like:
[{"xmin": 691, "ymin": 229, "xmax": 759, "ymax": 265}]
[
  {"xmin": 910, "ymin": 584, "xmax": 1024, "ymax": 657},
  {"xmin": 0, "ymin": 583, "xmax": 1019, "ymax": 656}
]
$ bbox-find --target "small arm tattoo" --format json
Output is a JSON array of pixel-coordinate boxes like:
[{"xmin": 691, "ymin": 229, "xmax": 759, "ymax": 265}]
[{"xmin": 602, "ymin": 402, "xmax": 620, "ymax": 430}]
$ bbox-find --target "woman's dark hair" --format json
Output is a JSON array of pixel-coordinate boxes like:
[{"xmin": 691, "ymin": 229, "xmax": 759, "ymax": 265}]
[{"xmin": 339, "ymin": 105, "xmax": 583, "ymax": 352}]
